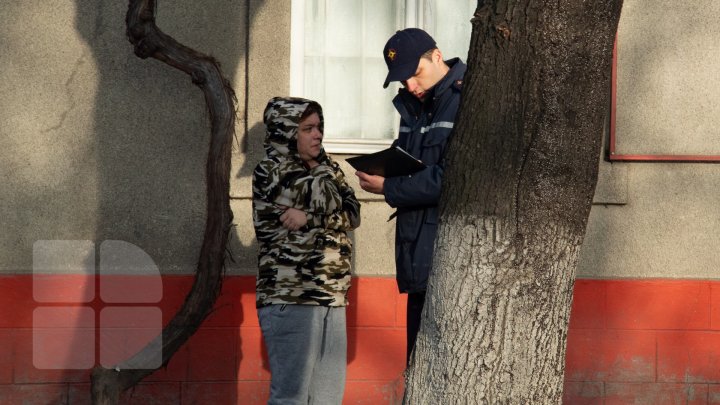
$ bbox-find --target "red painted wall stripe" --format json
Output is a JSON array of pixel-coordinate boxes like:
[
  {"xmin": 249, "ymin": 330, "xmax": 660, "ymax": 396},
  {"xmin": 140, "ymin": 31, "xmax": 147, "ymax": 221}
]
[{"xmin": 0, "ymin": 275, "xmax": 719, "ymax": 404}]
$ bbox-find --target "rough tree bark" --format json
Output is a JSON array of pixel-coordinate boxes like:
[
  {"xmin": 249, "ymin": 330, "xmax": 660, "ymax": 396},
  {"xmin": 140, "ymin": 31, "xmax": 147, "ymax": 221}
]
[
  {"xmin": 90, "ymin": 1, "xmax": 235, "ymax": 403},
  {"xmin": 404, "ymin": 1, "xmax": 623, "ymax": 403}
]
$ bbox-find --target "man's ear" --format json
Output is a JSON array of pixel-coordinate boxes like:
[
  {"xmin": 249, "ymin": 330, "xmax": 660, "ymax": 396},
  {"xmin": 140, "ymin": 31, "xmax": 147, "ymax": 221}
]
[{"xmin": 433, "ymin": 48, "xmax": 443, "ymax": 63}]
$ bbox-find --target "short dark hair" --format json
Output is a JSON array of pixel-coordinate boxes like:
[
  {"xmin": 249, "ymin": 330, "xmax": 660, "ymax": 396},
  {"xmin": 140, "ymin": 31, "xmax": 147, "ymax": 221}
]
[
  {"xmin": 420, "ymin": 48, "xmax": 437, "ymax": 61},
  {"xmin": 300, "ymin": 102, "xmax": 321, "ymax": 121},
  {"xmin": 299, "ymin": 101, "xmax": 323, "ymax": 134}
]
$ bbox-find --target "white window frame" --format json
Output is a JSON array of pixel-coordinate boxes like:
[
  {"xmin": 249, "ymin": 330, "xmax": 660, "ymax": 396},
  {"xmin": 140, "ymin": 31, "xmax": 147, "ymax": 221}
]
[{"xmin": 290, "ymin": 0, "xmax": 462, "ymax": 154}]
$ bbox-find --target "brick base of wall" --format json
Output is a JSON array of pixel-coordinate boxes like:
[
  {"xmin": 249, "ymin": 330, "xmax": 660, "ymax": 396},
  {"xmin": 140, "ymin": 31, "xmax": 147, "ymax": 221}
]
[{"xmin": 1, "ymin": 276, "xmax": 720, "ymax": 404}]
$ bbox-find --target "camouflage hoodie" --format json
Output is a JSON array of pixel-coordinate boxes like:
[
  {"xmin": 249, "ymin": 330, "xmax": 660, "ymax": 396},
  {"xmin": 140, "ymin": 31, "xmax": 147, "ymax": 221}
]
[{"xmin": 252, "ymin": 97, "xmax": 361, "ymax": 307}]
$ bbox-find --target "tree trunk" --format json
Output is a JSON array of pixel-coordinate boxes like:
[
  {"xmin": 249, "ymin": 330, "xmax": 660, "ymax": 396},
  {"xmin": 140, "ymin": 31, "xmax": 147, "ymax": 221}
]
[
  {"xmin": 405, "ymin": 1, "xmax": 623, "ymax": 403},
  {"xmin": 90, "ymin": 1, "xmax": 235, "ymax": 403}
]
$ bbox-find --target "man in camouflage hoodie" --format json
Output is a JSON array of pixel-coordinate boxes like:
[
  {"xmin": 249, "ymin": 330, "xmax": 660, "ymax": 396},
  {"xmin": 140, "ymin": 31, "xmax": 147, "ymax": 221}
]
[{"xmin": 253, "ymin": 97, "xmax": 360, "ymax": 404}]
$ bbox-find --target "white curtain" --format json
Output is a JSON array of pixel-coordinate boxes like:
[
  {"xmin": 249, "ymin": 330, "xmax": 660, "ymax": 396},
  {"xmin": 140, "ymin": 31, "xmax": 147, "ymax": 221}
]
[
  {"xmin": 423, "ymin": 0, "xmax": 475, "ymax": 63},
  {"xmin": 300, "ymin": 0, "xmax": 475, "ymax": 141}
]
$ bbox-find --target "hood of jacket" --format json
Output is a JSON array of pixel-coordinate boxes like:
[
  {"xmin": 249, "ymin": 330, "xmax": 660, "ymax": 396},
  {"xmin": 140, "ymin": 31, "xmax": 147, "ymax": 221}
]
[{"xmin": 262, "ymin": 96, "xmax": 326, "ymax": 162}]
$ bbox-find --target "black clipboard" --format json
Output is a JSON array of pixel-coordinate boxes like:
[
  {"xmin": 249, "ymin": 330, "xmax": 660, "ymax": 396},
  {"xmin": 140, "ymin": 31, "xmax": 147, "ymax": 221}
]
[{"xmin": 346, "ymin": 146, "xmax": 426, "ymax": 177}]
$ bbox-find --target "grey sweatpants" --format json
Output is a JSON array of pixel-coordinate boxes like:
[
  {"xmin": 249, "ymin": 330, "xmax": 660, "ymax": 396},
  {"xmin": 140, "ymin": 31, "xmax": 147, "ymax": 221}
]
[{"xmin": 258, "ymin": 304, "xmax": 347, "ymax": 405}]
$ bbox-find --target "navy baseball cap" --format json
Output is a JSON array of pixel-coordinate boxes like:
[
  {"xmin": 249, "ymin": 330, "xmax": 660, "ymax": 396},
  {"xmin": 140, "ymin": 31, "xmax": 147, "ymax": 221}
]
[{"xmin": 382, "ymin": 28, "xmax": 437, "ymax": 88}]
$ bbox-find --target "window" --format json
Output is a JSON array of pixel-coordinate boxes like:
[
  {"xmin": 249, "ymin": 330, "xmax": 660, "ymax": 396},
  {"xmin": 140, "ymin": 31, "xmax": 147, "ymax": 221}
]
[{"xmin": 290, "ymin": 0, "xmax": 474, "ymax": 153}]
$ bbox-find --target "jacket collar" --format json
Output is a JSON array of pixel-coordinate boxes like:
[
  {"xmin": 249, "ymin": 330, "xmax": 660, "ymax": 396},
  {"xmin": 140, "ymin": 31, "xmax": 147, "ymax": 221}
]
[{"xmin": 432, "ymin": 58, "xmax": 465, "ymax": 98}]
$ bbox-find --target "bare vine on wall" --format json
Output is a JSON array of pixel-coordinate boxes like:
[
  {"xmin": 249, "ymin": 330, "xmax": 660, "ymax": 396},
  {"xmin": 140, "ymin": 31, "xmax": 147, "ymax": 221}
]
[{"xmin": 90, "ymin": 1, "xmax": 236, "ymax": 403}]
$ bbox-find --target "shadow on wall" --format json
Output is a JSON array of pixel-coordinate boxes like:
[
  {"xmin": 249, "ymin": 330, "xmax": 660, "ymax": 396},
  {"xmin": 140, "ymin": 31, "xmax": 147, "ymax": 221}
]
[
  {"xmin": 75, "ymin": 0, "xmax": 249, "ymax": 272},
  {"xmin": 72, "ymin": 0, "xmax": 256, "ymax": 401},
  {"xmin": 71, "ymin": 0, "xmax": 358, "ymax": 397}
]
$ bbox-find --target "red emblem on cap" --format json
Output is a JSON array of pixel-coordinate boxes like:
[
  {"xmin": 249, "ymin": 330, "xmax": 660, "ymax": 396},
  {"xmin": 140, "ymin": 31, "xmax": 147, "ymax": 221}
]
[{"xmin": 387, "ymin": 49, "xmax": 397, "ymax": 61}]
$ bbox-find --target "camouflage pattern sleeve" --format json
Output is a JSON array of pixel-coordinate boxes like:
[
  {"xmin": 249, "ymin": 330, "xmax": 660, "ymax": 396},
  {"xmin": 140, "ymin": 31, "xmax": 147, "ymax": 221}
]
[
  {"xmin": 303, "ymin": 162, "xmax": 360, "ymax": 231},
  {"xmin": 253, "ymin": 156, "xmax": 357, "ymax": 239},
  {"xmin": 271, "ymin": 163, "xmax": 342, "ymax": 215},
  {"xmin": 326, "ymin": 165, "xmax": 361, "ymax": 231},
  {"xmin": 252, "ymin": 159, "xmax": 293, "ymax": 244}
]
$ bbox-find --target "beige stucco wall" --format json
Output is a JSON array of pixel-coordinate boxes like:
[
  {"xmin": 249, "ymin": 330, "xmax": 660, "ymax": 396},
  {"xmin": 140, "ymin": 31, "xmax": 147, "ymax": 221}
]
[
  {"xmin": 2, "ymin": 0, "xmax": 719, "ymax": 280},
  {"xmin": 577, "ymin": 0, "xmax": 720, "ymax": 279},
  {"xmin": 0, "ymin": 0, "xmax": 391, "ymax": 278},
  {"xmin": 614, "ymin": 0, "xmax": 720, "ymax": 155},
  {"xmin": 0, "ymin": 0, "xmax": 248, "ymax": 274}
]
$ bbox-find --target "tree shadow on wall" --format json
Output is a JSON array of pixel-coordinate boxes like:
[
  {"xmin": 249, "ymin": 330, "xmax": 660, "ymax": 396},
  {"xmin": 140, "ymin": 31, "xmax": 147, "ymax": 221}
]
[{"xmin": 74, "ymin": 1, "xmax": 258, "ymax": 402}]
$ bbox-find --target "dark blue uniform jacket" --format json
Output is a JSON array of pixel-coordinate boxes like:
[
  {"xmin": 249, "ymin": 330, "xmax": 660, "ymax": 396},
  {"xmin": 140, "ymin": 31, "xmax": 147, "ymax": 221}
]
[{"xmin": 384, "ymin": 58, "xmax": 466, "ymax": 293}]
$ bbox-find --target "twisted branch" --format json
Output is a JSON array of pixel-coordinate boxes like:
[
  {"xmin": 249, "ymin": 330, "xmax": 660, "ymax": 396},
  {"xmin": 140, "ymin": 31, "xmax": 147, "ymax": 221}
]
[{"xmin": 91, "ymin": 1, "xmax": 236, "ymax": 403}]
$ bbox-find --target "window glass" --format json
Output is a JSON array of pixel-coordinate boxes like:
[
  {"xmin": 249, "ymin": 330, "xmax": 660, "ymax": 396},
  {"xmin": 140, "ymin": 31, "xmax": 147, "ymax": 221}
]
[
  {"xmin": 292, "ymin": 0, "xmax": 475, "ymax": 151},
  {"xmin": 424, "ymin": 0, "xmax": 475, "ymax": 62}
]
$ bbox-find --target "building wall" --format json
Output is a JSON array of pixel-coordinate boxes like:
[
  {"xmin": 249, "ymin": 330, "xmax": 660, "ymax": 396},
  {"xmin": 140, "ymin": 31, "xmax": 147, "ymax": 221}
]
[
  {"xmin": 0, "ymin": 276, "xmax": 718, "ymax": 404},
  {"xmin": 577, "ymin": 0, "xmax": 720, "ymax": 280},
  {"xmin": 2, "ymin": 0, "xmax": 720, "ymax": 403},
  {"xmin": 1, "ymin": 0, "xmax": 249, "ymax": 274}
]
